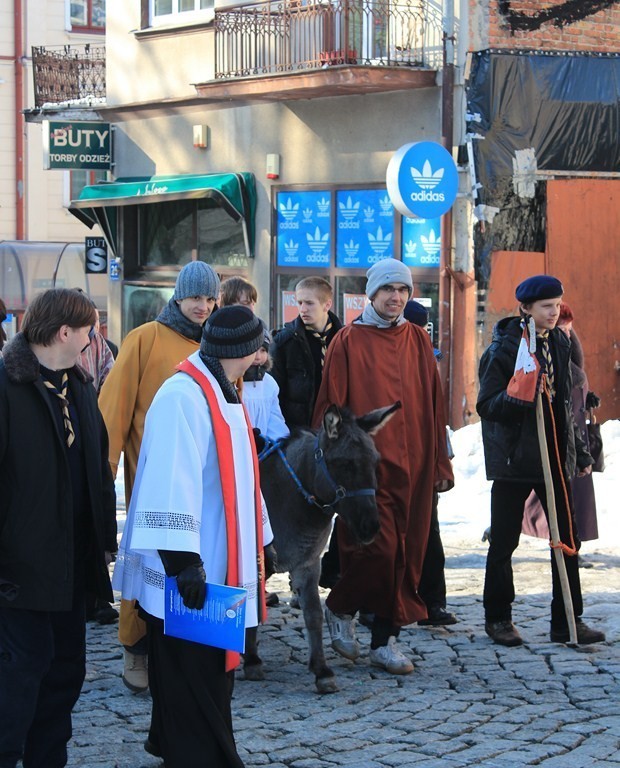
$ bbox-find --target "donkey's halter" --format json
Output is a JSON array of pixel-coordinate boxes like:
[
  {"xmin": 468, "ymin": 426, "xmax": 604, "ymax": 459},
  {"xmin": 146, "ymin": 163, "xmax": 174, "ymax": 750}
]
[{"xmin": 259, "ymin": 436, "xmax": 375, "ymax": 514}]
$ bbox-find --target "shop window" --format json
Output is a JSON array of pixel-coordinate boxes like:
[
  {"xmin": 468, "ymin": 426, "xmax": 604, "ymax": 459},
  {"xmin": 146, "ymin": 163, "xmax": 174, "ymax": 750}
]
[
  {"xmin": 69, "ymin": 0, "xmax": 105, "ymax": 31},
  {"xmin": 149, "ymin": 0, "xmax": 214, "ymax": 27},
  {"xmin": 68, "ymin": 169, "xmax": 108, "ymax": 205},
  {"xmin": 138, "ymin": 199, "xmax": 248, "ymax": 269},
  {"xmin": 123, "ymin": 285, "xmax": 173, "ymax": 333},
  {"xmin": 272, "ymin": 184, "xmax": 441, "ymax": 330}
]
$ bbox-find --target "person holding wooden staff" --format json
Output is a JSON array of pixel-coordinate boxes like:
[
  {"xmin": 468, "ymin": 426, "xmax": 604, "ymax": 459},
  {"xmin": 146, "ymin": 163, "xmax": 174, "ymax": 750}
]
[{"xmin": 476, "ymin": 275, "xmax": 605, "ymax": 648}]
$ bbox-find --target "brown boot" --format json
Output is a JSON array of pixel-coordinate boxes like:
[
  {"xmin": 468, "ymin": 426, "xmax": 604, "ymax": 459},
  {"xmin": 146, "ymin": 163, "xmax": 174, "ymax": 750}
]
[{"xmin": 485, "ymin": 620, "xmax": 523, "ymax": 647}]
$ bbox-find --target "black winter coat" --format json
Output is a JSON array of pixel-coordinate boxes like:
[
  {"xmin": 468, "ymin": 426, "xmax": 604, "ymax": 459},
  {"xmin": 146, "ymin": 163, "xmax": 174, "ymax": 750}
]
[
  {"xmin": 270, "ymin": 311, "xmax": 342, "ymax": 428},
  {"xmin": 0, "ymin": 333, "xmax": 116, "ymax": 611},
  {"xmin": 476, "ymin": 317, "xmax": 592, "ymax": 484}
]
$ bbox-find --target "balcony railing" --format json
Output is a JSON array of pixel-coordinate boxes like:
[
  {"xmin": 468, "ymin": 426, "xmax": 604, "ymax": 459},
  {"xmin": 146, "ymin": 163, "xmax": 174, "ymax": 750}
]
[
  {"xmin": 215, "ymin": 0, "xmax": 443, "ymax": 79},
  {"xmin": 31, "ymin": 45, "xmax": 106, "ymax": 108}
]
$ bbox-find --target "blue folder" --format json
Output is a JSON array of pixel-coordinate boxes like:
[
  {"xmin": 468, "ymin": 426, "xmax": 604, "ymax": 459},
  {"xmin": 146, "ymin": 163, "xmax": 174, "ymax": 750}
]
[{"xmin": 164, "ymin": 577, "xmax": 247, "ymax": 653}]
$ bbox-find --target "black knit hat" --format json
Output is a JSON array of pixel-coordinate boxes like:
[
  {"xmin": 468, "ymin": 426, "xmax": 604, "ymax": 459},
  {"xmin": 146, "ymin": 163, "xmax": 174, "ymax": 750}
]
[
  {"xmin": 200, "ymin": 305, "xmax": 264, "ymax": 359},
  {"xmin": 403, "ymin": 300, "xmax": 429, "ymax": 328}
]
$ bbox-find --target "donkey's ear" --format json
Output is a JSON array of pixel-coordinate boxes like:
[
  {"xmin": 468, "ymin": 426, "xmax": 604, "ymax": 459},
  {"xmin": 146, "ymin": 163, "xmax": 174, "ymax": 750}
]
[
  {"xmin": 322, "ymin": 404, "xmax": 342, "ymax": 440},
  {"xmin": 357, "ymin": 401, "xmax": 401, "ymax": 436}
]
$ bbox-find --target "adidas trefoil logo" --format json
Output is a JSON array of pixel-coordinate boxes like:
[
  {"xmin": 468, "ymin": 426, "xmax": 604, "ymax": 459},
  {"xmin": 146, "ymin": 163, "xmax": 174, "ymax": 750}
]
[
  {"xmin": 339, "ymin": 196, "xmax": 360, "ymax": 221},
  {"xmin": 302, "ymin": 208, "xmax": 313, "ymax": 222},
  {"xmin": 279, "ymin": 198, "xmax": 299, "ymax": 221},
  {"xmin": 368, "ymin": 226, "xmax": 392, "ymax": 256},
  {"xmin": 307, "ymin": 226, "xmax": 329, "ymax": 255},
  {"xmin": 379, "ymin": 195, "xmax": 393, "ymax": 213},
  {"xmin": 283, "ymin": 239, "xmax": 299, "ymax": 257},
  {"xmin": 421, "ymin": 228, "xmax": 440, "ymax": 257},
  {"xmin": 404, "ymin": 240, "xmax": 417, "ymax": 256},
  {"xmin": 317, "ymin": 197, "xmax": 330, "ymax": 214},
  {"xmin": 363, "ymin": 206, "xmax": 375, "ymax": 221},
  {"xmin": 343, "ymin": 239, "xmax": 359, "ymax": 258},
  {"xmin": 410, "ymin": 160, "xmax": 444, "ymax": 190}
]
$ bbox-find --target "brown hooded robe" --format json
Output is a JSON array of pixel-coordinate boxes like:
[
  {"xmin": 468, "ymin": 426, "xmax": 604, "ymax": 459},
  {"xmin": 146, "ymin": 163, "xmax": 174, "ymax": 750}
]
[{"xmin": 312, "ymin": 321, "xmax": 454, "ymax": 626}]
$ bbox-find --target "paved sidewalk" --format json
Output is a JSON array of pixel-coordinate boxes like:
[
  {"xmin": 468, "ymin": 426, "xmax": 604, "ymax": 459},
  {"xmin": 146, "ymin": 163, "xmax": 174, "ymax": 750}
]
[{"xmin": 70, "ymin": 534, "xmax": 620, "ymax": 768}]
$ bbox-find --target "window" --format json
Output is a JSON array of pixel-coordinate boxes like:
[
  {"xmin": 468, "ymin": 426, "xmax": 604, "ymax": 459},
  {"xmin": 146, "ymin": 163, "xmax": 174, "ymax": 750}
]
[
  {"xmin": 69, "ymin": 0, "xmax": 105, "ymax": 32},
  {"xmin": 68, "ymin": 169, "xmax": 108, "ymax": 205},
  {"xmin": 150, "ymin": 0, "xmax": 214, "ymax": 27}
]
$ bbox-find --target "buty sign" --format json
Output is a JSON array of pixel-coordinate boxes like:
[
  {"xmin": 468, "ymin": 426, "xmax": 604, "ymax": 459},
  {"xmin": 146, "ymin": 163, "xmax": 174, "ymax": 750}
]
[
  {"xmin": 43, "ymin": 121, "xmax": 112, "ymax": 170},
  {"xmin": 386, "ymin": 141, "xmax": 458, "ymax": 219},
  {"xmin": 85, "ymin": 237, "xmax": 108, "ymax": 274}
]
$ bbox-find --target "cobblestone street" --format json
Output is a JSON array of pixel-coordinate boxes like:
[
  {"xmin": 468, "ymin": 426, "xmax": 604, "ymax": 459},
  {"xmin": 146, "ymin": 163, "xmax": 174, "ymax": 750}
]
[{"xmin": 71, "ymin": 533, "xmax": 620, "ymax": 768}]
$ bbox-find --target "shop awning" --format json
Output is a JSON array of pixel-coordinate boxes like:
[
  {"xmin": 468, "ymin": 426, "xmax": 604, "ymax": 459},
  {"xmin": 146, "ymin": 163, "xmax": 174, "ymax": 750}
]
[{"xmin": 69, "ymin": 172, "xmax": 256, "ymax": 256}]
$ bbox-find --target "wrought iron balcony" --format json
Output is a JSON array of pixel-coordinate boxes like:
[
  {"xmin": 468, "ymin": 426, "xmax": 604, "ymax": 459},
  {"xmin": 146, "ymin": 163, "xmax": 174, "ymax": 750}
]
[
  {"xmin": 31, "ymin": 45, "xmax": 106, "ymax": 108},
  {"xmin": 214, "ymin": 0, "xmax": 443, "ymax": 79}
]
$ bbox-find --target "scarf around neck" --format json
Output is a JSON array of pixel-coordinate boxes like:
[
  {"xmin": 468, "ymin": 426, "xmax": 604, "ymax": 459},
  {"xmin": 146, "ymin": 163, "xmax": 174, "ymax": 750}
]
[
  {"xmin": 156, "ymin": 298, "xmax": 203, "ymax": 342},
  {"xmin": 199, "ymin": 353, "xmax": 240, "ymax": 404},
  {"xmin": 355, "ymin": 302, "xmax": 407, "ymax": 328}
]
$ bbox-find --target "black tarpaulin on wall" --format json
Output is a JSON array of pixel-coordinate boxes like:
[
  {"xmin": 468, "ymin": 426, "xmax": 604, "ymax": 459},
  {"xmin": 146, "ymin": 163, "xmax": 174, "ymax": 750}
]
[{"xmin": 467, "ymin": 50, "xmax": 620, "ymax": 203}]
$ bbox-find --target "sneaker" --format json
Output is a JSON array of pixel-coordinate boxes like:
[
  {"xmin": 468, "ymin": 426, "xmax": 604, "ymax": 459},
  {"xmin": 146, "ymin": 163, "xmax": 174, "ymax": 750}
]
[
  {"xmin": 418, "ymin": 606, "xmax": 458, "ymax": 626},
  {"xmin": 485, "ymin": 620, "xmax": 523, "ymax": 647},
  {"xmin": 94, "ymin": 603, "xmax": 119, "ymax": 625},
  {"xmin": 324, "ymin": 605, "xmax": 360, "ymax": 660},
  {"xmin": 122, "ymin": 649, "xmax": 149, "ymax": 693},
  {"xmin": 265, "ymin": 592, "xmax": 280, "ymax": 607},
  {"xmin": 369, "ymin": 636, "xmax": 414, "ymax": 675},
  {"xmin": 550, "ymin": 620, "xmax": 606, "ymax": 645}
]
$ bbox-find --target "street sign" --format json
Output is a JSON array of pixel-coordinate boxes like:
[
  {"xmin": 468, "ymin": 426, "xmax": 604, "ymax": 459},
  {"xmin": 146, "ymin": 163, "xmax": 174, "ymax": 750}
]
[
  {"xmin": 43, "ymin": 121, "xmax": 112, "ymax": 170},
  {"xmin": 85, "ymin": 237, "xmax": 108, "ymax": 274}
]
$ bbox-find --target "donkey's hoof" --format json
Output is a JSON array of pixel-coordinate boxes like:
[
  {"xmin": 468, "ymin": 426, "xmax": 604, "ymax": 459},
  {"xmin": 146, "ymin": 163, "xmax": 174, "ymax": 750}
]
[
  {"xmin": 243, "ymin": 663, "xmax": 265, "ymax": 681},
  {"xmin": 316, "ymin": 675, "xmax": 339, "ymax": 694}
]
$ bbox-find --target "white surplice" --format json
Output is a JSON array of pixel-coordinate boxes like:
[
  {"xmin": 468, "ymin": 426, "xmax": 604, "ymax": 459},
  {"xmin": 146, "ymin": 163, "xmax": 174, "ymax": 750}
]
[{"xmin": 113, "ymin": 352, "xmax": 272, "ymax": 628}]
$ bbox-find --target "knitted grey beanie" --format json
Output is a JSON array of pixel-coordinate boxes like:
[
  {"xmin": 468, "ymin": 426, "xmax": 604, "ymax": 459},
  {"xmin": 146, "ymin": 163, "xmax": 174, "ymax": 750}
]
[
  {"xmin": 200, "ymin": 305, "xmax": 264, "ymax": 359},
  {"xmin": 365, "ymin": 258, "xmax": 413, "ymax": 300},
  {"xmin": 174, "ymin": 261, "xmax": 220, "ymax": 301}
]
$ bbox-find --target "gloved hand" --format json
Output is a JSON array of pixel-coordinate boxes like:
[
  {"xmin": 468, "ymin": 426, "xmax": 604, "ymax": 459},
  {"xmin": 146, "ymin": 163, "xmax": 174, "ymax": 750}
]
[
  {"xmin": 253, "ymin": 428, "xmax": 266, "ymax": 453},
  {"xmin": 264, "ymin": 543, "xmax": 278, "ymax": 580},
  {"xmin": 177, "ymin": 562, "xmax": 207, "ymax": 610},
  {"xmin": 585, "ymin": 391, "xmax": 601, "ymax": 410}
]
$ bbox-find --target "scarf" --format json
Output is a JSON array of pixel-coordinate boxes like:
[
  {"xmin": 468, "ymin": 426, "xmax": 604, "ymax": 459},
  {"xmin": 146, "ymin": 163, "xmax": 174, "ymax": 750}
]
[
  {"xmin": 355, "ymin": 302, "xmax": 407, "ymax": 328},
  {"xmin": 41, "ymin": 370, "xmax": 75, "ymax": 447},
  {"xmin": 537, "ymin": 330, "xmax": 555, "ymax": 401},
  {"xmin": 199, "ymin": 353, "xmax": 240, "ymax": 404},
  {"xmin": 243, "ymin": 364, "xmax": 267, "ymax": 384},
  {"xmin": 156, "ymin": 298, "xmax": 203, "ymax": 342},
  {"xmin": 309, "ymin": 319, "xmax": 333, "ymax": 368}
]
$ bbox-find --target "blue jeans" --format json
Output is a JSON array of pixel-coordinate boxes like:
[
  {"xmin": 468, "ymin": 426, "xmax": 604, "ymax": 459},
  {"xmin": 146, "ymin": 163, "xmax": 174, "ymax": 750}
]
[{"xmin": 0, "ymin": 598, "xmax": 86, "ymax": 768}]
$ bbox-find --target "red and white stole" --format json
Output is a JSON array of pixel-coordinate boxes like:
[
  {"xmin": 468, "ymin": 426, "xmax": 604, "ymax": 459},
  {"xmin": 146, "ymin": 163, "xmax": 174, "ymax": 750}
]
[{"xmin": 176, "ymin": 359, "xmax": 267, "ymax": 672}]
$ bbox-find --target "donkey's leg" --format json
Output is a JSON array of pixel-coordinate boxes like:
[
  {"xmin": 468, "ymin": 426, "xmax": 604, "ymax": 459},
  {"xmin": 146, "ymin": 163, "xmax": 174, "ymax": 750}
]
[
  {"xmin": 291, "ymin": 564, "xmax": 338, "ymax": 694},
  {"xmin": 243, "ymin": 625, "xmax": 265, "ymax": 681}
]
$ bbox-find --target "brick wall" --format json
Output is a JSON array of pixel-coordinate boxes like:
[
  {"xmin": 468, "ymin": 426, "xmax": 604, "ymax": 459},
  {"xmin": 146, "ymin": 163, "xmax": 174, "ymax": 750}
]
[{"xmin": 470, "ymin": 0, "xmax": 620, "ymax": 53}]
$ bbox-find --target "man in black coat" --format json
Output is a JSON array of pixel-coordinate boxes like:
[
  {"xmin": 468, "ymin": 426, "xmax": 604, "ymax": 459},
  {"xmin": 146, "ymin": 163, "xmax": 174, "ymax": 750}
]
[
  {"xmin": 477, "ymin": 275, "xmax": 604, "ymax": 648},
  {"xmin": 0, "ymin": 288, "xmax": 117, "ymax": 768}
]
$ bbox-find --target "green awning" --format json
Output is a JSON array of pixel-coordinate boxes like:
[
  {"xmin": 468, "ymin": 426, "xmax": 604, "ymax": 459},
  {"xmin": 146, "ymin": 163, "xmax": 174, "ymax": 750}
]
[{"xmin": 69, "ymin": 172, "xmax": 256, "ymax": 256}]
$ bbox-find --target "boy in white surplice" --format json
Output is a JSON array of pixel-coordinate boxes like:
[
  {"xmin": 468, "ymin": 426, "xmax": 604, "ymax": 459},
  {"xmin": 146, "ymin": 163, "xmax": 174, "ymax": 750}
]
[{"xmin": 114, "ymin": 305, "xmax": 273, "ymax": 768}]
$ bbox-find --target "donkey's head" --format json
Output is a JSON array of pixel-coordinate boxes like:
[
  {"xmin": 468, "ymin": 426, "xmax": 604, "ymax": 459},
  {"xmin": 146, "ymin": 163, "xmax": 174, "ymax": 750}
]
[{"xmin": 315, "ymin": 402, "xmax": 401, "ymax": 545}]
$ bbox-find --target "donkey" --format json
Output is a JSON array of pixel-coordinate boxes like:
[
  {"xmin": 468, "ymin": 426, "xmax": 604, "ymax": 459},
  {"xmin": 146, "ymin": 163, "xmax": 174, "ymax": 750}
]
[{"xmin": 244, "ymin": 401, "xmax": 400, "ymax": 694}]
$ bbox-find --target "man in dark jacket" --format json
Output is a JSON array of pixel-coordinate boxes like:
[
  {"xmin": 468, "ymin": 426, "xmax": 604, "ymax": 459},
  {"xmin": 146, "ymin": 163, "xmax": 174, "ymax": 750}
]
[
  {"xmin": 0, "ymin": 288, "xmax": 117, "ymax": 768},
  {"xmin": 270, "ymin": 276, "xmax": 342, "ymax": 429},
  {"xmin": 477, "ymin": 275, "xmax": 604, "ymax": 648}
]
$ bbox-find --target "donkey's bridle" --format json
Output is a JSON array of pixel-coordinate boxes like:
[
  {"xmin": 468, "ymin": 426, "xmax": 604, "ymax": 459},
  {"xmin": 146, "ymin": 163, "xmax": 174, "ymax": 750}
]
[{"xmin": 258, "ymin": 436, "xmax": 375, "ymax": 514}]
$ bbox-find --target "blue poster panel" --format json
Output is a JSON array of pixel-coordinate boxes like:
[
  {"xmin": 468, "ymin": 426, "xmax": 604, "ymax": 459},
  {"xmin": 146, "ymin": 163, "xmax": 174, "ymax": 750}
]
[
  {"xmin": 335, "ymin": 190, "xmax": 395, "ymax": 268},
  {"xmin": 276, "ymin": 191, "xmax": 331, "ymax": 268},
  {"xmin": 401, "ymin": 216, "xmax": 441, "ymax": 268}
]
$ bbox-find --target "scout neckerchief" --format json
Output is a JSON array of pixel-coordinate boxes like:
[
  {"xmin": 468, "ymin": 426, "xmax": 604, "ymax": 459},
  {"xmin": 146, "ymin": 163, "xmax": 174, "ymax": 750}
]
[
  {"xmin": 309, "ymin": 318, "xmax": 333, "ymax": 368},
  {"xmin": 176, "ymin": 359, "xmax": 266, "ymax": 672},
  {"xmin": 537, "ymin": 330, "xmax": 555, "ymax": 401},
  {"xmin": 42, "ymin": 371, "xmax": 75, "ymax": 447}
]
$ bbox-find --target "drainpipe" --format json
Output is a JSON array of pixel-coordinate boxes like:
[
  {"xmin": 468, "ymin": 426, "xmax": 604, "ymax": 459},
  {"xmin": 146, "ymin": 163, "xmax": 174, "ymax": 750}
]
[
  {"xmin": 14, "ymin": 0, "xmax": 26, "ymax": 239},
  {"xmin": 439, "ymin": 0, "xmax": 455, "ymax": 412}
]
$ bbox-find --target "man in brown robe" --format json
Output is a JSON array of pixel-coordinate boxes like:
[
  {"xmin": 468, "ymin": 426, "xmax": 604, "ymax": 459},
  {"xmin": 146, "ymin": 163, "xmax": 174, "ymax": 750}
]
[{"xmin": 313, "ymin": 258, "xmax": 454, "ymax": 675}]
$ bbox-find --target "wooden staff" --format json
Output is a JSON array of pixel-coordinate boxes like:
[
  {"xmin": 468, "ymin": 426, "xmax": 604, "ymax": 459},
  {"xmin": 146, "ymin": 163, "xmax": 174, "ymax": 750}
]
[{"xmin": 535, "ymin": 389, "xmax": 578, "ymax": 646}]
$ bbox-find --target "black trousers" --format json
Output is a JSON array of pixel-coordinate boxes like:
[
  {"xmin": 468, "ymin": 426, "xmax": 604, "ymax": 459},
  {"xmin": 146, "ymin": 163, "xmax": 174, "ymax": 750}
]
[
  {"xmin": 146, "ymin": 622, "xmax": 245, "ymax": 768},
  {"xmin": 418, "ymin": 491, "xmax": 447, "ymax": 610},
  {"xmin": 0, "ymin": 597, "xmax": 86, "ymax": 768},
  {"xmin": 484, "ymin": 479, "xmax": 582, "ymax": 630}
]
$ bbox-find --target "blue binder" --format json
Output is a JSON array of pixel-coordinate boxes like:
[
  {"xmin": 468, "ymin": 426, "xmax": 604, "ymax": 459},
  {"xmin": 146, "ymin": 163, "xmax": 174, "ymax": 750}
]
[{"xmin": 164, "ymin": 577, "xmax": 247, "ymax": 653}]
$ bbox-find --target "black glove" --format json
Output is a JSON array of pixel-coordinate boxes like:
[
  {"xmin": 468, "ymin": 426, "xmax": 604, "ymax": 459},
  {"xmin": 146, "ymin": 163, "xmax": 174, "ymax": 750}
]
[
  {"xmin": 264, "ymin": 543, "xmax": 278, "ymax": 580},
  {"xmin": 585, "ymin": 391, "xmax": 601, "ymax": 410},
  {"xmin": 176, "ymin": 562, "xmax": 207, "ymax": 610},
  {"xmin": 253, "ymin": 427, "xmax": 266, "ymax": 453}
]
